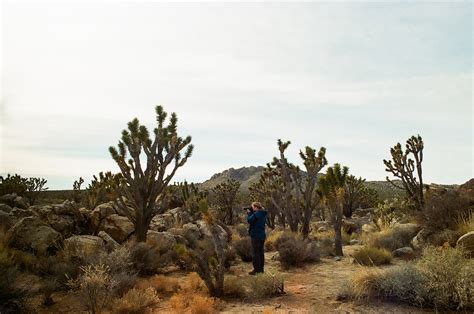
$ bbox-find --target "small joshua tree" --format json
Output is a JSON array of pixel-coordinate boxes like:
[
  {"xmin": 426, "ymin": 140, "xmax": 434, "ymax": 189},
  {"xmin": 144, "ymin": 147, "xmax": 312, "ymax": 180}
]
[
  {"xmin": 318, "ymin": 163, "xmax": 348, "ymax": 256},
  {"xmin": 383, "ymin": 135, "xmax": 424, "ymax": 210},
  {"xmin": 109, "ymin": 106, "xmax": 193, "ymax": 242},
  {"xmin": 212, "ymin": 179, "xmax": 240, "ymax": 225},
  {"xmin": 343, "ymin": 175, "xmax": 366, "ymax": 218},
  {"xmin": 298, "ymin": 146, "xmax": 327, "ymax": 238},
  {"xmin": 72, "ymin": 177, "xmax": 84, "ymax": 204},
  {"xmin": 177, "ymin": 200, "xmax": 231, "ymax": 297},
  {"xmin": 25, "ymin": 177, "xmax": 48, "ymax": 205},
  {"xmin": 85, "ymin": 171, "xmax": 121, "ymax": 209}
]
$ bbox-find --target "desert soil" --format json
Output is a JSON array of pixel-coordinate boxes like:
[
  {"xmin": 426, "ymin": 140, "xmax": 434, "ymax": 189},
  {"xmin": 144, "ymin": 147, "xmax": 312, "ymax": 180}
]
[{"xmin": 36, "ymin": 245, "xmax": 433, "ymax": 313}]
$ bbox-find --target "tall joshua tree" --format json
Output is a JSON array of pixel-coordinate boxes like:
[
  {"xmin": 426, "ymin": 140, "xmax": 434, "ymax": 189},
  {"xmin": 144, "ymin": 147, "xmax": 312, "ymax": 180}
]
[
  {"xmin": 318, "ymin": 163, "xmax": 348, "ymax": 256},
  {"xmin": 109, "ymin": 106, "xmax": 193, "ymax": 242},
  {"xmin": 298, "ymin": 146, "xmax": 327, "ymax": 238},
  {"xmin": 343, "ymin": 175, "xmax": 366, "ymax": 218},
  {"xmin": 383, "ymin": 135, "xmax": 424, "ymax": 210}
]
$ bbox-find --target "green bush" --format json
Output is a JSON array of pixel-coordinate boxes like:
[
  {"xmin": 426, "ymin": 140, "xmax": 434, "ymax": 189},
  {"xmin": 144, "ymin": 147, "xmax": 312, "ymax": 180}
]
[
  {"xmin": 368, "ymin": 224, "xmax": 419, "ymax": 251},
  {"xmin": 352, "ymin": 246, "xmax": 392, "ymax": 266}
]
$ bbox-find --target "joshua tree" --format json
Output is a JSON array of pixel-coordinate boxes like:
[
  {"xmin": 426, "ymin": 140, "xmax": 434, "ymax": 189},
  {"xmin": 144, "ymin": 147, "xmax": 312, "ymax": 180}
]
[
  {"xmin": 343, "ymin": 175, "xmax": 366, "ymax": 218},
  {"xmin": 109, "ymin": 106, "xmax": 193, "ymax": 242},
  {"xmin": 0, "ymin": 174, "xmax": 28, "ymax": 196},
  {"xmin": 298, "ymin": 146, "xmax": 327, "ymax": 238},
  {"xmin": 85, "ymin": 171, "xmax": 122, "ymax": 209},
  {"xmin": 177, "ymin": 200, "xmax": 231, "ymax": 297},
  {"xmin": 25, "ymin": 177, "xmax": 49, "ymax": 205},
  {"xmin": 383, "ymin": 135, "xmax": 424, "ymax": 210},
  {"xmin": 318, "ymin": 163, "xmax": 348, "ymax": 256},
  {"xmin": 212, "ymin": 179, "xmax": 240, "ymax": 225},
  {"xmin": 72, "ymin": 177, "xmax": 84, "ymax": 204}
]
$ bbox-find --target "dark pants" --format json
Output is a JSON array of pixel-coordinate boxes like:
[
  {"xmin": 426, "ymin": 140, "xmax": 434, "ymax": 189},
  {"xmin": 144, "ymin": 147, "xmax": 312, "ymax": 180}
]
[{"xmin": 251, "ymin": 237, "xmax": 265, "ymax": 273}]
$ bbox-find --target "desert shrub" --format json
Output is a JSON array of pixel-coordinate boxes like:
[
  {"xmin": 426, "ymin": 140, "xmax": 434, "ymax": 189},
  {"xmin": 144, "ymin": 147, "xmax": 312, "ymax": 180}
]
[
  {"xmin": 224, "ymin": 246, "xmax": 237, "ymax": 268},
  {"xmin": 112, "ymin": 287, "xmax": 160, "ymax": 314},
  {"xmin": 234, "ymin": 224, "xmax": 248, "ymax": 238},
  {"xmin": 224, "ymin": 276, "xmax": 248, "ymax": 298},
  {"xmin": 373, "ymin": 198, "xmax": 410, "ymax": 230},
  {"xmin": 456, "ymin": 210, "xmax": 474, "ymax": 237},
  {"xmin": 251, "ymin": 272, "xmax": 285, "ymax": 299},
  {"xmin": 181, "ymin": 272, "xmax": 206, "ymax": 293},
  {"xmin": 416, "ymin": 246, "xmax": 473, "ymax": 309},
  {"xmin": 367, "ymin": 224, "xmax": 419, "ymax": 251},
  {"xmin": 224, "ymin": 272, "xmax": 285, "ymax": 300},
  {"xmin": 129, "ymin": 243, "xmax": 163, "ymax": 276},
  {"xmin": 233, "ymin": 237, "xmax": 253, "ymax": 262},
  {"xmin": 419, "ymin": 188, "xmax": 471, "ymax": 232},
  {"xmin": 189, "ymin": 295, "xmax": 216, "ymax": 314},
  {"xmin": 277, "ymin": 235, "xmax": 320, "ymax": 269},
  {"xmin": 145, "ymin": 275, "xmax": 179, "ymax": 295},
  {"xmin": 344, "ymin": 246, "xmax": 474, "ymax": 310},
  {"xmin": 170, "ymin": 292, "xmax": 216, "ymax": 314},
  {"xmin": 264, "ymin": 230, "xmax": 285, "ymax": 252},
  {"xmin": 352, "ymin": 246, "xmax": 391, "ymax": 266},
  {"xmin": 67, "ymin": 264, "xmax": 116, "ymax": 314}
]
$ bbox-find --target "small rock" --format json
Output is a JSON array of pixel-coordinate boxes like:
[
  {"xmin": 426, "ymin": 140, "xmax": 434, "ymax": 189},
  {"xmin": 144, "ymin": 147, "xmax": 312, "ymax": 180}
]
[
  {"xmin": 64, "ymin": 235, "xmax": 105, "ymax": 257},
  {"xmin": 392, "ymin": 247, "xmax": 416, "ymax": 260},
  {"xmin": 334, "ymin": 256, "xmax": 342, "ymax": 261},
  {"xmin": 98, "ymin": 214, "xmax": 134, "ymax": 243},
  {"xmin": 98, "ymin": 231, "xmax": 120, "ymax": 251}
]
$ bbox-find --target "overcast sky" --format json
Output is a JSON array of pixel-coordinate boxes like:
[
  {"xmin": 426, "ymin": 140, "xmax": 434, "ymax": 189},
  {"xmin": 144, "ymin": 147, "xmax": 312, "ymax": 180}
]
[{"xmin": 1, "ymin": 1, "xmax": 472, "ymax": 189}]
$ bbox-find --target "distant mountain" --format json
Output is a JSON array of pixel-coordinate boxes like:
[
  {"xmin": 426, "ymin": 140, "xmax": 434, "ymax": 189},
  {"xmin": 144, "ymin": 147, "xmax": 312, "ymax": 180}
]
[
  {"xmin": 197, "ymin": 166, "xmax": 429, "ymax": 200},
  {"xmin": 199, "ymin": 166, "xmax": 265, "ymax": 191}
]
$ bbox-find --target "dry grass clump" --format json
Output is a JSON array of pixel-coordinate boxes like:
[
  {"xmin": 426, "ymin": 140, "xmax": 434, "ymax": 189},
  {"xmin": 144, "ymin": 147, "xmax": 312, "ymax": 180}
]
[
  {"xmin": 169, "ymin": 272, "xmax": 215, "ymax": 313},
  {"xmin": 252, "ymin": 272, "xmax": 285, "ymax": 299},
  {"xmin": 145, "ymin": 275, "xmax": 179, "ymax": 295},
  {"xmin": 112, "ymin": 287, "xmax": 160, "ymax": 314},
  {"xmin": 277, "ymin": 235, "xmax": 320, "ymax": 269},
  {"xmin": 224, "ymin": 272, "xmax": 285, "ymax": 300},
  {"xmin": 366, "ymin": 224, "xmax": 419, "ymax": 251},
  {"xmin": 352, "ymin": 246, "xmax": 392, "ymax": 266},
  {"xmin": 264, "ymin": 230, "xmax": 291, "ymax": 252},
  {"xmin": 170, "ymin": 293, "xmax": 216, "ymax": 314},
  {"xmin": 342, "ymin": 246, "xmax": 474, "ymax": 310},
  {"xmin": 67, "ymin": 264, "xmax": 116, "ymax": 314},
  {"xmin": 232, "ymin": 236, "xmax": 252, "ymax": 262}
]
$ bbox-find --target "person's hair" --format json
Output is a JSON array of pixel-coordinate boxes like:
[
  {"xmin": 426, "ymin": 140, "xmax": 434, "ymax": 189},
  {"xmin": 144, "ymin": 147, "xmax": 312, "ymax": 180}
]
[{"xmin": 252, "ymin": 202, "xmax": 263, "ymax": 209}]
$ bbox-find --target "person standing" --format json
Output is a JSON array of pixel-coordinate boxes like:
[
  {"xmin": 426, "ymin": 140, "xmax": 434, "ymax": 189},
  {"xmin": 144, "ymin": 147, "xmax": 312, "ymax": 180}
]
[{"xmin": 247, "ymin": 201, "xmax": 267, "ymax": 275}]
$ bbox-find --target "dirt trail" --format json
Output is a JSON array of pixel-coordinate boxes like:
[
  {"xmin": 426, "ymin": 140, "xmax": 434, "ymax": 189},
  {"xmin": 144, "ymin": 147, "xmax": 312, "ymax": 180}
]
[{"xmin": 220, "ymin": 245, "xmax": 431, "ymax": 313}]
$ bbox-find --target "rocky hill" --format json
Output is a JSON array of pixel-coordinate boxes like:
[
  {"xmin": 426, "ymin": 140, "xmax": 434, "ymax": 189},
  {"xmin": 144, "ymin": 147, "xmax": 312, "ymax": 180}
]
[{"xmin": 198, "ymin": 166, "xmax": 407, "ymax": 199}]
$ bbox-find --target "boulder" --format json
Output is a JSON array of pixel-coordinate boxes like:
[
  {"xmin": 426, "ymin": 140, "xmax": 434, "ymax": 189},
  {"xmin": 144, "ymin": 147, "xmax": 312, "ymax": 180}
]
[
  {"xmin": 90, "ymin": 202, "xmax": 117, "ymax": 231},
  {"xmin": 0, "ymin": 210, "xmax": 13, "ymax": 230},
  {"xmin": 8, "ymin": 216, "xmax": 61, "ymax": 255},
  {"xmin": 182, "ymin": 223, "xmax": 201, "ymax": 241},
  {"xmin": 0, "ymin": 204, "xmax": 12, "ymax": 213},
  {"xmin": 0, "ymin": 194, "xmax": 29, "ymax": 209},
  {"xmin": 392, "ymin": 247, "xmax": 416, "ymax": 260},
  {"xmin": 98, "ymin": 231, "xmax": 120, "ymax": 251},
  {"xmin": 196, "ymin": 220, "xmax": 229, "ymax": 243},
  {"xmin": 149, "ymin": 213, "xmax": 175, "ymax": 232},
  {"xmin": 456, "ymin": 231, "xmax": 474, "ymax": 257},
  {"xmin": 98, "ymin": 214, "xmax": 134, "ymax": 243},
  {"xmin": 146, "ymin": 231, "xmax": 177, "ymax": 254},
  {"xmin": 10, "ymin": 208, "xmax": 37, "ymax": 220},
  {"xmin": 64, "ymin": 235, "xmax": 105, "ymax": 257}
]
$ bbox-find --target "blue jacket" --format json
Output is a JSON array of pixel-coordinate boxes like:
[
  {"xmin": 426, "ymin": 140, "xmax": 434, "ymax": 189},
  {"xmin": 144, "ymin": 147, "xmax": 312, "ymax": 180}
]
[{"xmin": 247, "ymin": 209, "xmax": 267, "ymax": 239}]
